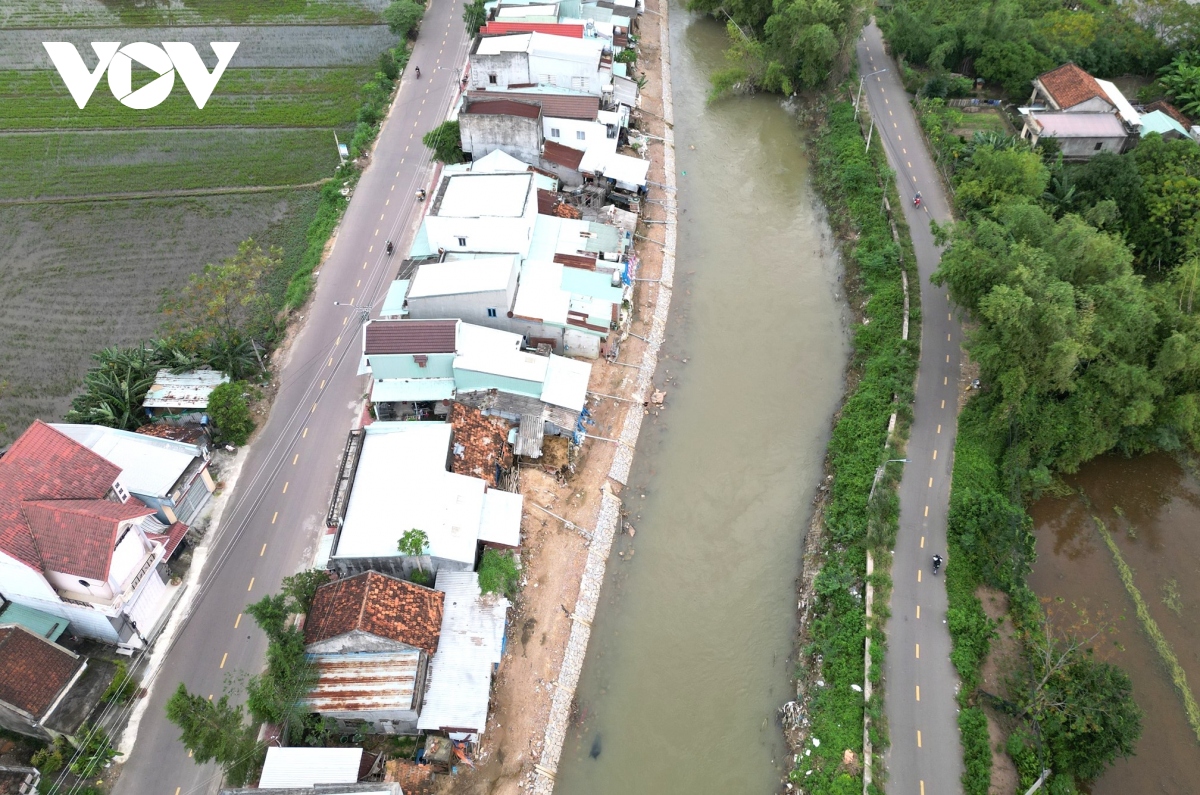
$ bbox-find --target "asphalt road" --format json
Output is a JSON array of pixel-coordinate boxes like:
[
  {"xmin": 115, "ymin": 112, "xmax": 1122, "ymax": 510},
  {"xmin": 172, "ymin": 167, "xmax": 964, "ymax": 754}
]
[
  {"xmin": 854, "ymin": 20, "xmax": 966, "ymax": 795},
  {"xmin": 111, "ymin": 7, "xmax": 471, "ymax": 795}
]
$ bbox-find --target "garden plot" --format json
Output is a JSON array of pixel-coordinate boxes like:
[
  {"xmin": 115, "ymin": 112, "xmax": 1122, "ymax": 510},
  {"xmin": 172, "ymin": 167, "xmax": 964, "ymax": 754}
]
[
  {"xmin": 0, "ymin": 0, "xmax": 386, "ymax": 28},
  {"xmin": 0, "ymin": 67, "xmax": 371, "ymax": 130},
  {"xmin": 0, "ymin": 190, "xmax": 319, "ymax": 443},
  {"xmin": 0, "ymin": 25, "xmax": 395, "ymax": 69},
  {"xmin": 1, "ymin": 128, "xmax": 339, "ymax": 199}
]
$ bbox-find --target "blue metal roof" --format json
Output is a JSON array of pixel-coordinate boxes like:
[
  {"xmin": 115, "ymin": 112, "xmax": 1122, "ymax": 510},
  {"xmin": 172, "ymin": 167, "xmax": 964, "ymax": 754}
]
[{"xmin": 0, "ymin": 602, "xmax": 68, "ymax": 642}]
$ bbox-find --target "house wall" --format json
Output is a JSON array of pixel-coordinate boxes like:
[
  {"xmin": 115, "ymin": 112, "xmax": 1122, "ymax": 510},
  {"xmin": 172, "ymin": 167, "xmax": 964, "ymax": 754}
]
[
  {"xmin": 504, "ymin": 317, "xmax": 565, "ymax": 351},
  {"xmin": 529, "ymin": 53, "xmax": 604, "ymax": 94},
  {"xmin": 1054, "ymin": 136, "xmax": 1124, "ymax": 159},
  {"xmin": 326, "ymin": 554, "xmax": 471, "ymax": 579},
  {"xmin": 563, "ymin": 327, "xmax": 602, "ymax": 358},
  {"xmin": 305, "ymin": 631, "xmax": 420, "ymax": 656},
  {"xmin": 538, "ymin": 159, "xmax": 584, "ymax": 187},
  {"xmin": 453, "ymin": 367, "xmax": 544, "ymax": 399},
  {"xmin": 0, "ymin": 552, "xmax": 57, "ymax": 603},
  {"xmin": 423, "ymin": 214, "xmax": 535, "ymax": 255},
  {"xmin": 469, "ymin": 51, "xmax": 529, "ymax": 89},
  {"xmin": 406, "ymin": 289, "xmax": 513, "ymax": 332},
  {"xmin": 368, "ymin": 351, "xmax": 457, "ymax": 380},
  {"xmin": 460, "ymin": 113, "xmax": 542, "ymax": 165},
  {"xmin": 0, "ymin": 700, "xmax": 48, "ymax": 742},
  {"xmin": 543, "ymin": 116, "xmax": 611, "ymax": 150}
]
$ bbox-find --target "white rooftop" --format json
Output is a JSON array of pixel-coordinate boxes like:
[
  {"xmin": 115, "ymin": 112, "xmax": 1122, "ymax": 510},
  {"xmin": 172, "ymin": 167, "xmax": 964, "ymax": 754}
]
[
  {"xmin": 258, "ymin": 747, "xmax": 363, "ymax": 789},
  {"xmin": 455, "ymin": 350, "xmax": 551, "ymax": 384},
  {"xmin": 334, "ymin": 423, "xmax": 522, "ymax": 567},
  {"xmin": 142, "ymin": 369, "xmax": 229, "ymax": 409},
  {"xmin": 457, "ymin": 322, "xmax": 523, "ymax": 355},
  {"xmin": 1027, "ymin": 110, "xmax": 1127, "ymax": 138},
  {"xmin": 419, "ymin": 571, "xmax": 509, "ymax": 735},
  {"xmin": 529, "ymin": 31, "xmax": 605, "ymax": 63},
  {"xmin": 475, "ymin": 33, "xmax": 532, "ymax": 55},
  {"xmin": 408, "ymin": 255, "xmax": 519, "ymax": 298},
  {"xmin": 513, "ymin": 259, "xmax": 570, "ymax": 325},
  {"xmin": 437, "ymin": 173, "xmax": 532, "ymax": 218},
  {"xmin": 541, "ymin": 354, "xmax": 591, "ymax": 411},
  {"xmin": 479, "ymin": 489, "xmax": 523, "ymax": 547},
  {"xmin": 51, "ymin": 423, "xmax": 200, "ymax": 496},
  {"xmin": 1096, "ymin": 79, "xmax": 1140, "ymax": 128},
  {"xmin": 579, "ymin": 148, "xmax": 650, "ymax": 188},
  {"xmin": 470, "ymin": 148, "xmax": 533, "ymax": 173}
]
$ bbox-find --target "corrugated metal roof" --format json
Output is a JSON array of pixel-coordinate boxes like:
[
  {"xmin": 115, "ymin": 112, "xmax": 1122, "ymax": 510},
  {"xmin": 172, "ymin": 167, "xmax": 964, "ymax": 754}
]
[
  {"xmin": 542, "ymin": 140, "xmax": 585, "ymax": 170},
  {"xmin": 259, "ymin": 748, "xmax": 363, "ymax": 789},
  {"xmin": 0, "ymin": 601, "xmax": 68, "ymax": 642},
  {"xmin": 1140, "ymin": 110, "xmax": 1189, "ymax": 138},
  {"xmin": 484, "ymin": 21, "xmax": 584, "ymax": 36},
  {"xmin": 1027, "ymin": 111, "xmax": 1126, "ymax": 138},
  {"xmin": 418, "ymin": 572, "xmax": 509, "ymax": 734},
  {"xmin": 463, "ymin": 98, "xmax": 541, "ymax": 119},
  {"xmin": 51, "ymin": 423, "xmax": 200, "ymax": 496},
  {"xmin": 514, "ymin": 412, "xmax": 545, "ymax": 457},
  {"xmin": 364, "ymin": 320, "xmax": 458, "ymax": 355},
  {"xmin": 142, "ymin": 370, "xmax": 230, "ymax": 409},
  {"xmin": 468, "ymin": 88, "xmax": 599, "ymax": 121},
  {"xmin": 380, "ymin": 280, "xmax": 410, "ymax": 318},
  {"xmin": 305, "ymin": 650, "xmax": 421, "ymax": 713},
  {"xmin": 371, "ymin": 378, "xmax": 457, "ymax": 403}
]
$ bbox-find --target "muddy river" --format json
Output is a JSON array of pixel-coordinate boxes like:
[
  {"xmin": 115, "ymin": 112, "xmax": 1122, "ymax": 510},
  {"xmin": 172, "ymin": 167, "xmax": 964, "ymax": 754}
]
[
  {"xmin": 1030, "ymin": 454, "xmax": 1200, "ymax": 794},
  {"xmin": 552, "ymin": 7, "xmax": 849, "ymax": 793}
]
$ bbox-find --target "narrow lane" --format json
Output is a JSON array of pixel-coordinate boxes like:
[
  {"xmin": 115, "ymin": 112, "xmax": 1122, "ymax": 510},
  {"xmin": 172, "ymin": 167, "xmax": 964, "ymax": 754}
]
[
  {"xmin": 854, "ymin": 19, "xmax": 965, "ymax": 795},
  {"xmin": 112, "ymin": 7, "xmax": 471, "ymax": 795}
]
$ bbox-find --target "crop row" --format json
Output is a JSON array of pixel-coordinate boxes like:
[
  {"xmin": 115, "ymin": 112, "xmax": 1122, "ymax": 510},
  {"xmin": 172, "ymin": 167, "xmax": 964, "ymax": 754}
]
[
  {"xmin": 1, "ymin": 128, "xmax": 340, "ymax": 200},
  {"xmin": 0, "ymin": 67, "xmax": 373, "ymax": 131},
  {"xmin": 0, "ymin": 0, "xmax": 383, "ymax": 31}
]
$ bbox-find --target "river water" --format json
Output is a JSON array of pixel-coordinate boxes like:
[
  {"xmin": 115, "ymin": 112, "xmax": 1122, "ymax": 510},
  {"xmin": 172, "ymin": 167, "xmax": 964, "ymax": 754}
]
[
  {"xmin": 552, "ymin": 8, "xmax": 848, "ymax": 793},
  {"xmin": 1030, "ymin": 454, "xmax": 1200, "ymax": 794}
]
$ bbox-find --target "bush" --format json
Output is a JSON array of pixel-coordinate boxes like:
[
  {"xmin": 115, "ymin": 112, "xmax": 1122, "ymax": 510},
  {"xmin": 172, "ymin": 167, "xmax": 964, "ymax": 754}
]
[
  {"xmin": 384, "ymin": 0, "xmax": 425, "ymax": 38},
  {"xmin": 422, "ymin": 120, "xmax": 465, "ymax": 164},
  {"xmin": 208, "ymin": 381, "xmax": 255, "ymax": 445},
  {"xmin": 478, "ymin": 549, "xmax": 519, "ymax": 597},
  {"xmin": 102, "ymin": 659, "xmax": 139, "ymax": 703},
  {"xmin": 959, "ymin": 706, "xmax": 992, "ymax": 795},
  {"xmin": 409, "ymin": 568, "xmax": 432, "ymax": 586},
  {"xmin": 31, "ymin": 743, "xmax": 64, "ymax": 776}
]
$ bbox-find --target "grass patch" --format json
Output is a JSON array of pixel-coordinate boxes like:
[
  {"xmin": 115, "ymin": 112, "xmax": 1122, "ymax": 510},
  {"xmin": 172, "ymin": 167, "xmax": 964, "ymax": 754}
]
[
  {"xmin": 950, "ymin": 109, "xmax": 1010, "ymax": 136},
  {"xmin": 0, "ymin": 67, "xmax": 375, "ymax": 131},
  {"xmin": 0, "ymin": 0, "xmax": 382, "ymax": 28},
  {"xmin": 0, "ymin": 129, "xmax": 339, "ymax": 199}
]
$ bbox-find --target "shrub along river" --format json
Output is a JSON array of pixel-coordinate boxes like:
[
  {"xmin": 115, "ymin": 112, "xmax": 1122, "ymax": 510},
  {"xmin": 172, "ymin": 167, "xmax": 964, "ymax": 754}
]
[
  {"xmin": 552, "ymin": 6, "xmax": 849, "ymax": 792},
  {"xmin": 1030, "ymin": 453, "xmax": 1200, "ymax": 795}
]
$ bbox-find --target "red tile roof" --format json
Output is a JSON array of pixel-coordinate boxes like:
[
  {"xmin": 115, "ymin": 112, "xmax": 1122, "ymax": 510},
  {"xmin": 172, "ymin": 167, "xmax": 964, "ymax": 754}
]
[
  {"xmin": 483, "ymin": 21, "xmax": 584, "ymax": 37},
  {"xmin": 0, "ymin": 421, "xmax": 124, "ymax": 573},
  {"xmin": 450, "ymin": 403, "xmax": 512, "ymax": 484},
  {"xmin": 146, "ymin": 521, "xmax": 189, "ymax": 559},
  {"xmin": 365, "ymin": 320, "xmax": 458, "ymax": 355},
  {"xmin": 468, "ymin": 89, "xmax": 599, "ymax": 120},
  {"xmin": 542, "ymin": 140, "xmax": 585, "ymax": 170},
  {"xmin": 305, "ymin": 571, "xmax": 445, "ymax": 655},
  {"xmin": 24, "ymin": 500, "xmax": 152, "ymax": 580},
  {"xmin": 0, "ymin": 625, "xmax": 82, "ymax": 719},
  {"xmin": 1036, "ymin": 63, "xmax": 1106, "ymax": 110},
  {"xmin": 462, "ymin": 98, "xmax": 541, "ymax": 119}
]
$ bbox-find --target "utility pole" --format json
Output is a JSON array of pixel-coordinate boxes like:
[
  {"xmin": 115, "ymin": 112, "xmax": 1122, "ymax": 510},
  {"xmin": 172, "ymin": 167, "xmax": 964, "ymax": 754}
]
[{"xmin": 855, "ymin": 68, "xmax": 888, "ymax": 120}]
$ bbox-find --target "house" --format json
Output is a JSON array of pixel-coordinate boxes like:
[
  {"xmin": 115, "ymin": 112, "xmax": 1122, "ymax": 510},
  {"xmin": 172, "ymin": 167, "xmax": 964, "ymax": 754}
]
[
  {"xmin": 417, "ymin": 570, "xmax": 509, "ymax": 740},
  {"xmin": 303, "ymin": 571, "xmax": 444, "ymax": 734},
  {"xmin": 481, "ymin": 20, "xmax": 584, "ymax": 37},
  {"xmin": 509, "ymin": 258, "xmax": 624, "ymax": 357},
  {"xmin": 0, "ymin": 624, "xmax": 116, "ymax": 742},
  {"xmin": 0, "ymin": 422, "xmax": 183, "ymax": 650},
  {"xmin": 142, "ymin": 369, "xmax": 229, "ymax": 416},
  {"xmin": 404, "ymin": 256, "xmax": 521, "ymax": 331},
  {"xmin": 541, "ymin": 139, "xmax": 587, "ymax": 186},
  {"xmin": 221, "ymin": 786, "xmax": 402, "ymax": 795},
  {"xmin": 258, "ymin": 747, "xmax": 364, "ymax": 789},
  {"xmin": 52, "ymin": 423, "xmax": 215, "ymax": 529},
  {"xmin": 1028, "ymin": 63, "xmax": 1116, "ymax": 113},
  {"xmin": 1019, "ymin": 110, "xmax": 1130, "ymax": 158},
  {"xmin": 326, "ymin": 423, "xmax": 523, "ymax": 578},
  {"xmin": 1140, "ymin": 109, "xmax": 1191, "ymax": 140},
  {"xmin": 1020, "ymin": 63, "xmax": 1140, "ymax": 158},
  {"xmin": 458, "ymin": 97, "xmax": 544, "ymax": 164},
  {"xmin": 0, "ymin": 598, "xmax": 69, "ymax": 642},
  {"xmin": 359, "ymin": 318, "xmax": 594, "ymax": 450},
  {"xmin": 420, "ymin": 171, "xmax": 539, "ymax": 256},
  {"xmin": 468, "ymin": 32, "xmax": 610, "ymax": 95},
  {"xmin": 467, "ymin": 86, "xmax": 608, "ymax": 144}
]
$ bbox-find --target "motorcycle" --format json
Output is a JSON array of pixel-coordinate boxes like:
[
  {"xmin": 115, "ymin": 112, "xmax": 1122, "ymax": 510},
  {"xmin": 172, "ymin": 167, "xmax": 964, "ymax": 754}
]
[
  {"xmin": 913, "ymin": 193, "xmax": 922, "ymax": 208},
  {"xmin": 385, "ymin": 240, "xmax": 394, "ymax": 256}
]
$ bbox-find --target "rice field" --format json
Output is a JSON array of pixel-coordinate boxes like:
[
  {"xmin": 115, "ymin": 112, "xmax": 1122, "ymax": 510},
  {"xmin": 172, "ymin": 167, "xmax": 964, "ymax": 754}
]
[{"xmin": 0, "ymin": 0, "xmax": 396, "ymax": 444}]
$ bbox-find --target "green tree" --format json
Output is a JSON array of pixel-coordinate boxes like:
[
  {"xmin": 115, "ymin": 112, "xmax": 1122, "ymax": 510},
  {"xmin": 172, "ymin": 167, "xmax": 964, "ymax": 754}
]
[
  {"xmin": 422, "ymin": 120, "xmax": 465, "ymax": 163},
  {"xmin": 398, "ymin": 529, "xmax": 430, "ymax": 579},
  {"xmin": 384, "ymin": 0, "xmax": 425, "ymax": 38},
  {"xmin": 207, "ymin": 381, "xmax": 255, "ymax": 445},
  {"xmin": 955, "ymin": 145, "xmax": 1050, "ymax": 212},
  {"xmin": 160, "ymin": 239, "xmax": 277, "ymax": 379},
  {"xmin": 246, "ymin": 593, "xmax": 290, "ymax": 640},
  {"xmin": 245, "ymin": 626, "xmax": 313, "ymax": 726},
  {"xmin": 463, "ymin": 0, "xmax": 487, "ymax": 33},
  {"xmin": 975, "ymin": 39, "xmax": 1052, "ymax": 99},
  {"xmin": 478, "ymin": 549, "xmax": 519, "ymax": 597},
  {"xmin": 281, "ymin": 569, "xmax": 331, "ymax": 614},
  {"xmin": 1157, "ymin": 51, "xmax": 1200, "ymax": 116},
  {"xmin": 166, "ymin": 683, "xmax": 263, "ymax": 787},
  {"xmin": 65, "ymin": 344, "xmax": 162, "ymax": 429}
]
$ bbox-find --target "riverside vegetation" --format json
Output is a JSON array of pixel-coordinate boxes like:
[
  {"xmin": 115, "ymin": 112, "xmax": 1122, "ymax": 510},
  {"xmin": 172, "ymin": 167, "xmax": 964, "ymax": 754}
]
[{"xmin": 787, "ymin": 97, "xmax": 920, "ymax": 795}]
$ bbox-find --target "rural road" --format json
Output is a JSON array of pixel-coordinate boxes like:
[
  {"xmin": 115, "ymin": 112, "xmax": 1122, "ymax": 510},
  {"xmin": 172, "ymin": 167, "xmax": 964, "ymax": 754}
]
[
  {"xmin": 112, "ymin": 6, "xmax": 471, "ymax": 795},
  {"xmin": 855, "ymin": 19, "xmax": 967, "ymax": 795}
]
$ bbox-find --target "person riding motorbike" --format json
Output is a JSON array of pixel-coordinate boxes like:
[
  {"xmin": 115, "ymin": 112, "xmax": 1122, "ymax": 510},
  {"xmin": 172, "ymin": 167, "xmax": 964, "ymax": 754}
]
[
  {"xmin": 415, "ymin": 66, "xmax": 421, "ymax": 78},
  {"xmin": 913, "ymin": 191, "xmax": 922, "ymax": 208},
  {"xmin": 385, "ymin": 240, "xmax": 394, "ymax": 256},
  {"xmin": 417, "ymin": 188, "xmax": 427, "ymax": 201},
  {"xmin": 932, "ymin": 553, "xmax": 943, "ymax": 574}
]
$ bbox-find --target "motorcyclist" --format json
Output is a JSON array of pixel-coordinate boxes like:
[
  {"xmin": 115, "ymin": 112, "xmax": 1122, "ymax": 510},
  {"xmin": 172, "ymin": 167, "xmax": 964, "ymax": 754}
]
[
  {"xmin": 913, "ymin": 191, "xmax": 922, "ymax": 208},
  {"xmin": 417, "ymin": 188, "xmax": 427, "ymax": 201},
  {"xmin": 415, "ymin": 66, "xmax": 421, "ymax": 78},
  {"xmin": 385, "ymin": 240, "xmax": 394, "ymax": 255},
  {"xmin": 932, "ymin": 553, "xmax": 943, "ymax": 573}
]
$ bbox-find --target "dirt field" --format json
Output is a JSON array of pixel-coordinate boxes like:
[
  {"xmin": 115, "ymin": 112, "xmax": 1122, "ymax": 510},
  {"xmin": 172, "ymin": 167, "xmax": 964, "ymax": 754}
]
[{"xmin": 432, "ymin": 2, "xmax": 675, "ymax": 790}]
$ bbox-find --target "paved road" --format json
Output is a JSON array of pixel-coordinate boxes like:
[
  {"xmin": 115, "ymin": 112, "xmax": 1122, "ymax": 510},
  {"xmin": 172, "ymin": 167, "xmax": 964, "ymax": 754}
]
[
  {"xmin": 112, "ymin": 7, "xmax": 471, "ymax": 795},
  {"xmin": 854, "ymin": 19, "xmax": 966, "ymax": 795}
]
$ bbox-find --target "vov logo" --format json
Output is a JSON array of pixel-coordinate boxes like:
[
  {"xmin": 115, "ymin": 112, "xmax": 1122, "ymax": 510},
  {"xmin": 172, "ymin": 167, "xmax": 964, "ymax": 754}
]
[{"xmin": 42, "ymin": 42, "xmax": 239, "ymax": 110}]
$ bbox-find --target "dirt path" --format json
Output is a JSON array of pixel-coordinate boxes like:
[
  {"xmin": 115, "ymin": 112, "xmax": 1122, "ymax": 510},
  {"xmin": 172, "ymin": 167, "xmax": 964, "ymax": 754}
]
[
  {"xmin": 0, "ymin": 179, "xmax": 330, "ymax": 205},
  {"xmin": 439, "ymin": 5, "xmax": 676, "ymax": 793}
]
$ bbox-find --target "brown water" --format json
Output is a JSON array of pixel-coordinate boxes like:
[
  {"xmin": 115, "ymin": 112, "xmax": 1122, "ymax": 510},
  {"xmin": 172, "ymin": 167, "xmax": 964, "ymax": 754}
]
[
  {"xmin": 552, "ymin": 8, "xmax": 849, "ymax": 794},
  {"xmin": 1029, "ymin": 454, "xmax": 1200, "ymax": 794}
]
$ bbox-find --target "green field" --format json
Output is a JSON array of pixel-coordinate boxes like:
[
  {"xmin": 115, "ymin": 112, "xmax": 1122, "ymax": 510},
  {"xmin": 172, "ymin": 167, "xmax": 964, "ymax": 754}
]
[
  {"xmin": 1, "ymin": 129, "xmax": 341, "ymax": 199},
  {"xmin": 0, "ymin": 67, "xmax": 374, "ymax": 130},
  {"xmin": 0, "ymin": 0, "xmax": 384, "ymax": 27}
]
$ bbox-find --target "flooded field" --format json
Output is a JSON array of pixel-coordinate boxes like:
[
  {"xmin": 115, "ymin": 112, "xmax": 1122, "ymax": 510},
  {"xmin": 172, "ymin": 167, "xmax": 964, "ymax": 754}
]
[{"xmin": 1029, "ymin": 453, "xmax": 1200, "ymax": 794}]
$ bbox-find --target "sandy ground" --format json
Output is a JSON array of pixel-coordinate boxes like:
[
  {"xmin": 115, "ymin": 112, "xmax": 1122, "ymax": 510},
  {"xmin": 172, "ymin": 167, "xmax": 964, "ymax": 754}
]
[
  {"xmin": 437, "ymin": 5, "xmax": 673, "ymax": 792},
  {"xmin": 977, "ymin": 586, "xmax": 1020, "ymax": 795}
]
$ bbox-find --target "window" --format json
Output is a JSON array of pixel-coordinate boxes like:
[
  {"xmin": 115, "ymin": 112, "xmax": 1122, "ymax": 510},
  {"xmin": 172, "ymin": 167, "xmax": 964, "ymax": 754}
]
[
  {"xmin": 79, "ymin": 579, "xmax": 91, "ymax": 589},
  {"xmin": 488, "ymin": 74, "xmax": 498, "ymax": 84},
  {"xmin": 1094, "ymin": 142, "xmax": 1103, "ymax": 151},
  {"xmin": 550, "ymin": 127, "xmax": 561, "ymax": 138},
  {"xmin": 487, "ymin": 308, "xmax": 498, "ymax": 318},
  {"xmin": 576, "ymin": 130, "xmax": 586, "ymax": 141},
  {"xmin": 457, "ymin": 236, "xmax": 467, "ymax": 247}
]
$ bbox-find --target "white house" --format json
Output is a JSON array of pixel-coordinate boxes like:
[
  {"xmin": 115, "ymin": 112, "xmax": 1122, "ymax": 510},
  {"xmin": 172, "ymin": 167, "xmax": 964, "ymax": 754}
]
[
  {"xmin": 469, "ymin": 32, "xmax": 609, "ymax": 95},
  {"xmin": 0, "ymin": 422, "xmax": 181, "ymax": 651},
  {"xmin": 404, "ymin": 255, "xmax": 521, "ymax": 331},
  {"xmin": 420, "ymin": 171, "xmax": 539, "ymax": 256}
]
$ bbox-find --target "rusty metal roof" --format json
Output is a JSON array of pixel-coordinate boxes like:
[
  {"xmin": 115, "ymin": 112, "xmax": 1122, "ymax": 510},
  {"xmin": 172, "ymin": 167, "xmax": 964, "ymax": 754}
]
[
  {"xmin": 542, "ymin": 140, "xmax": 584, "ymax": 170},
  {"xmin": 467, "ymin": 88, "xmax": 599, "ymax": 120},
  {"xmin": 305, "ymin": 650, "xmax": 421, "ymax": 713},
  {"xmin": 462, "ymin": 98, "xmax": 541, "ymax": 119}
]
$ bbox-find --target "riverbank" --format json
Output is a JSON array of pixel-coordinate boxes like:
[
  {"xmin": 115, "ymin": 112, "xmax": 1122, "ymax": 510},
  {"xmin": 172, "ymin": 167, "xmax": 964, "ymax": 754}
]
[
  {"xmin": 783, "ymin": 95, "xmax": 921, "ymax": 792},
  {"xmin": 446, "ymin": 2, "xmax": 678, "ymax": 791}
]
